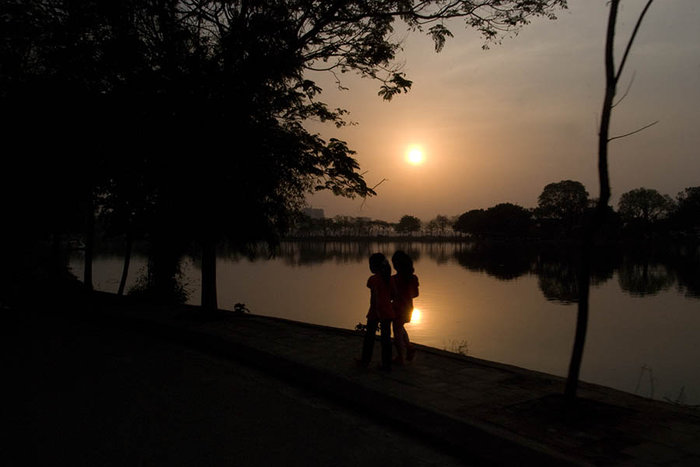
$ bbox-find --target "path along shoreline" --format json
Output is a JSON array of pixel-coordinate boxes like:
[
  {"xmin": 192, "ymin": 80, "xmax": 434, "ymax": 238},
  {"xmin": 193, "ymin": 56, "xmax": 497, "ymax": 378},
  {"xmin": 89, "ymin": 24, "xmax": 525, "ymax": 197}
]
[{"xmin": 8, "ymin": 292, "xmax": 700, "ymax": 466}]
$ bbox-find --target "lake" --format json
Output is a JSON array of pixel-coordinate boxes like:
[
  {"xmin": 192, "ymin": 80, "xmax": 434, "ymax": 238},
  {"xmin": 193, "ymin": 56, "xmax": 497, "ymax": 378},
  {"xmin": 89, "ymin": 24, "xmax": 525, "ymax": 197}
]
[{"xmin": 70, "ymin": 240, "xmax": 700, "ymax": 406}]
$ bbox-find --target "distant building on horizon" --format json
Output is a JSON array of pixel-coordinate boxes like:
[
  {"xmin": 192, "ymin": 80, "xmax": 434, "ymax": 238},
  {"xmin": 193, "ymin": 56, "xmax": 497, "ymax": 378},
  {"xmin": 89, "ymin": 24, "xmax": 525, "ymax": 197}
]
[{"xmin": 302, "ymin": 207, "xmax": 325, "ymax": 219}]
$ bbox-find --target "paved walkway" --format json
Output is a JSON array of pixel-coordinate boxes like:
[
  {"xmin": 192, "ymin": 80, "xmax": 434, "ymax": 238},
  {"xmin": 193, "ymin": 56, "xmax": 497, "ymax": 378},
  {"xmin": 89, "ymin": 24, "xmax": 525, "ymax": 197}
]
[
  {"xmin": 7, "ymin": 306, "xmax": 467, "ymax": 466},
  {"xmin": 37, "ymin": 294, "xmax": 700, "ymax": 465}
]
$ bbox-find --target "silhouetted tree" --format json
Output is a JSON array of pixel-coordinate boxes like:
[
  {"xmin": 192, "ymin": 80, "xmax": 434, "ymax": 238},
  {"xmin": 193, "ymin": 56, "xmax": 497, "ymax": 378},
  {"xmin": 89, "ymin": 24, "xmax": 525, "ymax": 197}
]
[
  {"xmin": 395, "ymin": 215, "xmax": 422, "ymax": 235},
  {"xmin": 0, "ymin": 0, "xmax": 121, "ymax": 303},
  {"xmin": 371, "ymin": 220, "xmax": 393, "ymax": 236},
  {"xmin": 483, "ymin": 203, "xmax": 533, "ymax": 237},
  {"xmin": 144, "ymin": 0, "xmax": 566, "ymax": 308},
  {"xmin": 582, "ymin": 203, "xmax": 623, "ymax": 242},
  {"xmin": 671, "ymin": 186, "xmax": 700, "ymax": 233},
  {"xmin": 536, "ymin": 180, "xmax": 589, "ymax": 235},
  {"xmin": 1, "ymin": 0, "xmax": 567, "ymax": 308},
  {"xmin": 671, "ymin": 243, "xmax": 700, "ymax": 298},
  {"xmin": 428, "ymin": 214, "xmax": 451, "ymax": 236},
  {"xmin": 454, "ymin": 209, "xmax": 487, "ymax": 237},
  {"xmin": 98, "ymin": 170, "xmax": 154, "ymax": 296},
  {"xmin": 618, "ymin": 187, "xmax": 674, "ymax": 236},
  {"xmin": 566, "ymin": 0, "xmax": 656, "ymax": 401},
  {"xmin": 455, "ymin": 204, "xmax": 531, "ymax": 238}
]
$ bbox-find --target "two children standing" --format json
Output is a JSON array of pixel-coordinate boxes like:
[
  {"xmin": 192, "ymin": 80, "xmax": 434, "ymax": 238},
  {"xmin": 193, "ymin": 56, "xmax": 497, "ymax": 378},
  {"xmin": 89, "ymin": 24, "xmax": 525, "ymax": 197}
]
[{"xmin": 357, "ymin": 251, "xmax": 419, "ymax": 371}]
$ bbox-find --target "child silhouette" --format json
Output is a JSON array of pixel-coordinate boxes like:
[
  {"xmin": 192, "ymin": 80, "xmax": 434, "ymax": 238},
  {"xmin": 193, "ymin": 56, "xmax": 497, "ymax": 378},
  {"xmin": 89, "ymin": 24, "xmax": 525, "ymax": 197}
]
[
  {"xmin": 391, "ymin": 250, "xmax": 419, "ymax": 364},
  {"xmin": 356, "ymin": 253, "xmax": 394, "ymax": 371}
]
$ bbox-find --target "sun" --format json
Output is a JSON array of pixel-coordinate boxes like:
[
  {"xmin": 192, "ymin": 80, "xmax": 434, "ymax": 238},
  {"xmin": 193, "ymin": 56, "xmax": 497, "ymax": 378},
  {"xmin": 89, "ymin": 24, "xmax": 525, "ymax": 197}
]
[{"xmin": 406, "ymin": 145, "xmax": 425, "ymax": 165}]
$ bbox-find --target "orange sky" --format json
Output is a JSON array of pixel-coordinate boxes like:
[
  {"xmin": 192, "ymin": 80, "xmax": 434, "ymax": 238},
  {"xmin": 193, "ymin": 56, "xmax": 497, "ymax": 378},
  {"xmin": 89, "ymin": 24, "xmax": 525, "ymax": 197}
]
[{"xmin": 306, "ymin": 1, "xmax": 700, "ymax": 223}]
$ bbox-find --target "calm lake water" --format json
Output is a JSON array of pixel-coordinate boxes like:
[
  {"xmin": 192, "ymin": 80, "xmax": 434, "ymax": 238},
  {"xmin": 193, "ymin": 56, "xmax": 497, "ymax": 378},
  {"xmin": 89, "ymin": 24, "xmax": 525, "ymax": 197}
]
[{"xmin": 71, "ymin": 240, "xmax": 700, "ymax": 406}]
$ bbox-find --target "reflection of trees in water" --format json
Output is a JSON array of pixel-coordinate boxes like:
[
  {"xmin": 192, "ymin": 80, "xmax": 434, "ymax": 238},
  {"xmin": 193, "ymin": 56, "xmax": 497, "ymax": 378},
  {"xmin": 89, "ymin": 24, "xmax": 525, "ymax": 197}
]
[
  {"xmin": 618, "ymin": 242, "xmax": 700, "ymax": 298},
  {"xmin": 452, "ymin": 242, "xmax": 535, "ymax": 281},
  {"xmin": 617, "ymin": 244, "xmax": 676, "ymax": 297},
  {"xmin": 421, "ymin": 242, "xmax": 452, "ymax": 265},
  {"xmin": 220, "ymin": 241, "xmax": 383, "ymax": 265},
  {"xmin": 532, "ymin": 246, "xmax": 617, "ymax": 304},
  {"xmin": 219, "ymin": 243, "xmax": 276, "ymax": 262},
  {"xmin": 223, "ymin": 240, "xmax": 439, "ymax": 266},
  {"xmin": 390, "ymin": 242, "xmax": 422, "ymax": 264},
  {"xmin": 674, "ymin": 244, "xmax": 700, "ymax": 298},
  {"xmin": 618, "ymin": 261, "xmax": 674, "ymax": 297},
  {"xmin": 534, "ymin": 247, "xmax": 578, "ymax": 304},
  {"xmin": 218, "ymin": 240, "xmax": 700, "ymax": 300},
  {"xmin": 451, "ymin": 240, "xmax": 698, "ymax": 302},
  {"xmin": 271, "ymin": 241, "xmax": 422, "ymax": 266},
  {"xmin": 536, "ymin": 259, "xmax": 579, "ymax": 304},
  {"xmin": 280, "ymin": 241, "xmax": 374, "ymax": 265}
]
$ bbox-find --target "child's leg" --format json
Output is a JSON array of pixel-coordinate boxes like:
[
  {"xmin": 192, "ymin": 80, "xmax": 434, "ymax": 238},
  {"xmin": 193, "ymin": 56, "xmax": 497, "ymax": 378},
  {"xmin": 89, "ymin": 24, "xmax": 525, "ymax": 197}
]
[
  {"xmin": 360, "ymin": 319, "xmax": 379, "ymax": 366},
  {"xmin": 392, "ymin": 320, "xmax": 404, "ymax": 357},
  {"xmin": 392, "ymin": 321, "xmax": 407, "ymax": 363},
  {"xmin": 379, "ymin": 319, "xmax": 392, "ymax": 370},
  {"xmin": 405, "ymin": 328, "xmax": 416, "ymax": 361}
]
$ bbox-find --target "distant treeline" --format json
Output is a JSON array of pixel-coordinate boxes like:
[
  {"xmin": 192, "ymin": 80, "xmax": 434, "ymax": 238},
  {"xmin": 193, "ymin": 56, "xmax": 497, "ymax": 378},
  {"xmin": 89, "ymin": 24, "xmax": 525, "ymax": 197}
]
[{"xmin": 291, "ymin": 181, "xmax": 700, "ymax": 241}]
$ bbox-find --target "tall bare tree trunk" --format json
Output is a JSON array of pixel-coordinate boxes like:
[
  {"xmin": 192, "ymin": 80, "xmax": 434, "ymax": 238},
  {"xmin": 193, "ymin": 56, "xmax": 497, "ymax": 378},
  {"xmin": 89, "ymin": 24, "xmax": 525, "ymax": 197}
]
[
  {"xmin": 117, "ymin": 231, "xmax": 133, "ymax": 296},
  {"xmin": 565, "ymin": 0, "xmax": 655, "ymax": 400},
  {"xmin": 84, "ymin": 200, "xmax": 94, "ymax": 291},
  {"xmin": 201, "ymin": 238, "xmax": 218, "ymax": 311}
]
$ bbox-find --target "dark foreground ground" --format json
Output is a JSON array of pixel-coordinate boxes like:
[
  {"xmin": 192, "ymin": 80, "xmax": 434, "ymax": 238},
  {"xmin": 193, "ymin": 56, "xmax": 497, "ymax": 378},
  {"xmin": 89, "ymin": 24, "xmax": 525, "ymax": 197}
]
[
  {"xmin": 4, "ymin": 293, "xmax": 700, "ymax": 466},
  {"xmin": 4, "ymin": 310, "xmax": 466, "ymax": 467}
]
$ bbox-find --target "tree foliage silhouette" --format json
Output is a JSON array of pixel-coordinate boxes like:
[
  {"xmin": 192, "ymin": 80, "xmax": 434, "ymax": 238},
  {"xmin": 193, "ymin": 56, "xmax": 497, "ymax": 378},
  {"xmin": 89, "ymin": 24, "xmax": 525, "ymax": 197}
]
[
  {"xmin": 395, "ymin": 215, "xmax": 422, "ymax": 235},
  {"xmin": 618, "ymin": 188, "xmax": 674, "ymax": 224},
  {"xmin": 671, "ymin": 186, "xmax": 700, "ymax": 232},
  {"xmin": 455, "ymin": 203, "xmax": 531, "ymax": 238},
  {"xmin": 536, "ymin": 180, "xmax": 589, "ymax": 234},
  {"xmin": 0, "ymin": 0, "xmax": 566, "ymax": 308}
]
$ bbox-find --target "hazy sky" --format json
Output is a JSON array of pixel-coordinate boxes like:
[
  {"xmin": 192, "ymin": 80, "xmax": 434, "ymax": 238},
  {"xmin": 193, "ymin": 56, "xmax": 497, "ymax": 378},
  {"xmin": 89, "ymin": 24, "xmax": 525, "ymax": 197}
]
[{"xmin": 305, "ymin": 0, "xmax": 700, "ymax": 223}]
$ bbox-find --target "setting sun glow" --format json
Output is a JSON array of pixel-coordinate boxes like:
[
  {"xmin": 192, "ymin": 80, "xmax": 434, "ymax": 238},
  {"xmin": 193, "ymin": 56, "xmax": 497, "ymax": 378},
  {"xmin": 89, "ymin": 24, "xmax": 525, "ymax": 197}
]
[
  {"xmin": 410, "ymin": 307, "xmax": 422, "ymax": 325},
  {"xmin": 406, "ymin": 146, "xmax": 425, "ymax": 165}
]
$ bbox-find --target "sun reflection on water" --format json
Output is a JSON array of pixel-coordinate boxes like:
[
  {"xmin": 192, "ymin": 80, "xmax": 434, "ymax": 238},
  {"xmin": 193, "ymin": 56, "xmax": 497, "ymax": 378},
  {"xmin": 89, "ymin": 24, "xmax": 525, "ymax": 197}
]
[{"xmin": 409, "ymin": 307, "xmax": 421, "ymax": 325}]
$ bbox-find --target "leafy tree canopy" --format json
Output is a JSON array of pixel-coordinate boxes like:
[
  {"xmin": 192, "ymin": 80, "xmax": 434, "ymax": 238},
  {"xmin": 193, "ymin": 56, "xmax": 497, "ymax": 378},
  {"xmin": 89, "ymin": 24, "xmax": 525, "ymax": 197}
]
[
  {"xmin": 0, "ymin": 0, "xmax": 567, "ymax": 303},
  {"xmin": 673, "ymin": 186, "xmax": 700, "ymax": 230},
  {"xmin": 454, "ymin": 209, "xmax": 487, "ymax": 236},
  {"xmin": 537, "ymin": 180, "xmax": 589, "ymax": 222},
  {"xmin": 455, "ymin": 203, "xmax": 531, "ymax": 237},
  {"xmin": 1, "ymin": 0, "xmax": 567, "ymax": 242},
  {"xmin": 618, "ymin": 187, "xmax": 674, "ymax": 223},
  {"xmin": 395, "ymin": 215, "xmax": 422, "ymax": 234}
]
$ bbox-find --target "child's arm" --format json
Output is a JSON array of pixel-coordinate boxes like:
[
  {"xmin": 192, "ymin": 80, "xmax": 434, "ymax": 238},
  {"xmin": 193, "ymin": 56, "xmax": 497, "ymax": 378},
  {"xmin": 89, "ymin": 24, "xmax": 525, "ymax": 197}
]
[{"xmin": 368, "ymin": 276, "xmax": 378, "ymax": 308}]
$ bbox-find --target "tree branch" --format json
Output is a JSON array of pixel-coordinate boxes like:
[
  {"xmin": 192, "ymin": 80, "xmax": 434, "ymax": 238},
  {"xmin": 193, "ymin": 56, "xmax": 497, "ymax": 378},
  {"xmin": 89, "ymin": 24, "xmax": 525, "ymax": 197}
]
[
  {"xmin": 612, "ymin": 71, "xmax": 635, "ymax": 108},
  {"xmin": 615, "ymin": 0, "xmax": 654, "ymax": 83},
  {"xmin": 608, "ymin": 120, "xmax": 659, "ymax": 142},
  {"xmin": 369, "ymin": 177, "xmax": 388, "ymax": 192},
  {"xmin": 359, "ymin": 177, "xmax": 387, "ymax": 209}
]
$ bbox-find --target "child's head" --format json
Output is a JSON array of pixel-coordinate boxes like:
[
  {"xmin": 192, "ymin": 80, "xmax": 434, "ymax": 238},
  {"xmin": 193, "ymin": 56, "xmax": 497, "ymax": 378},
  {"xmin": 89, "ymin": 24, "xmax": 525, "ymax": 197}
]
[
  {"xmin": 392, "ymin": 250, "xmax": 414, "ymax": 275},
  {"xmin": 369, "ymin": 253, "xmax": 387, "ymax": 274},
  {"xmin": 369, "ymin": 253, "xmax": 391, "ymax": 284}
]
